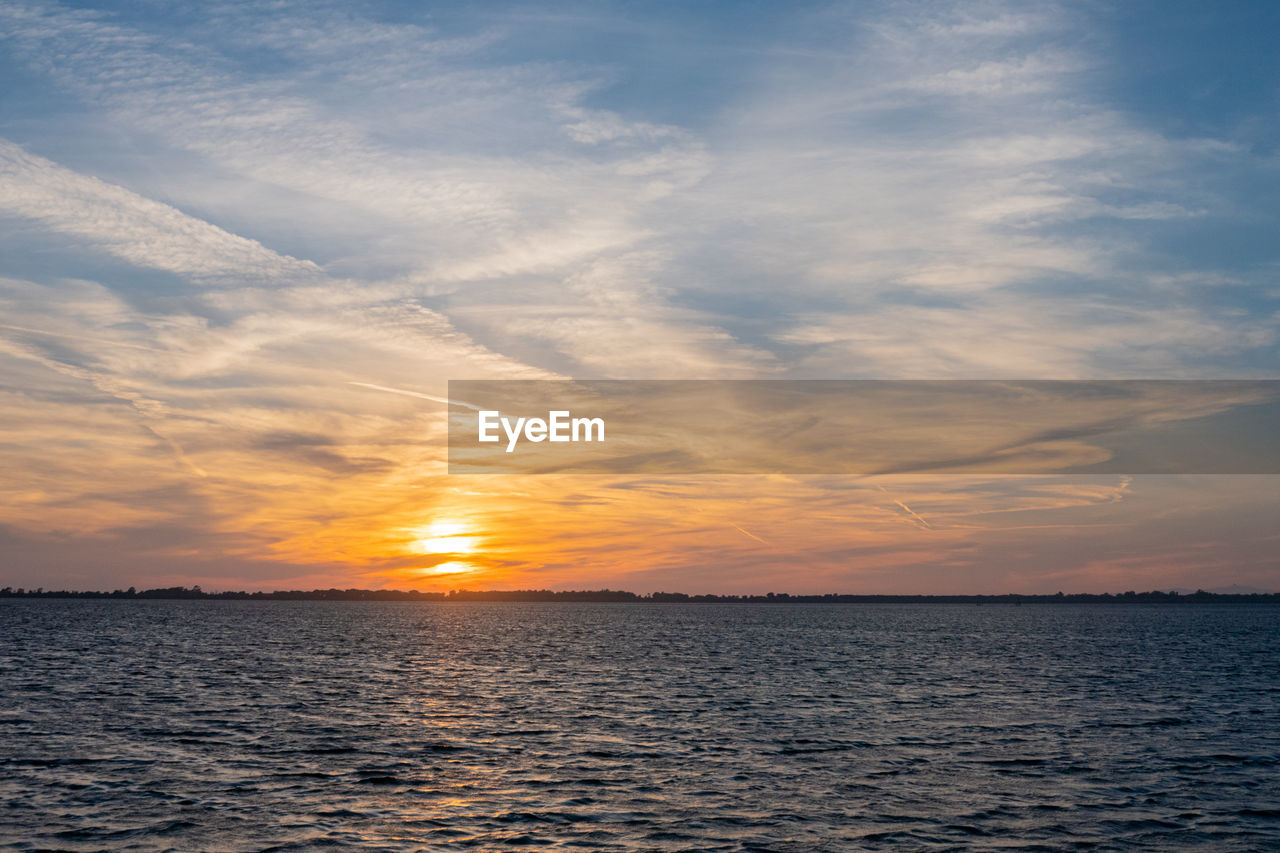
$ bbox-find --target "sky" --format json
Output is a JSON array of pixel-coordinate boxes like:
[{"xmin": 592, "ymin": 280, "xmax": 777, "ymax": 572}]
[{"xmin": 1, "ymin": 0, "xmax": 1278, "ymax": 594}]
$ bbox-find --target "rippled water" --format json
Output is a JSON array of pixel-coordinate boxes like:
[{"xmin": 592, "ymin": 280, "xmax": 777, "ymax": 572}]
[{"xmin": 1, "ymin": 601, "xmax": 1278, "ymax": 851}]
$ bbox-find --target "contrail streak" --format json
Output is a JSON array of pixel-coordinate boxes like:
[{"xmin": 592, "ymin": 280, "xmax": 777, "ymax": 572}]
[
  {"xmin": 348, "ymin": 381, "xmax": 482, "ymax": 410},
  {"xmin": 876, "ymin": 484, "xmax": 933, "ymax": 530},
  {"xmin": 0, "ymin": 323, "xmax": 156, "ymax": 351},
  {"xmin": 732, "ymin": 524, "xmax": 769, "ymax": 544}
]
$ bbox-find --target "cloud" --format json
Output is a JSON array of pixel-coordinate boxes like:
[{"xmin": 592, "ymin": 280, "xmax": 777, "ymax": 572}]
[
  {"xmin": 1, "ymin": 0, "xmax": 761, "ymax": 377},
  {"xmin": 0, "ymin": 142, "xmax": 551, "ymax": 582},
  {"xmin": 5, "ymin": 0, "xmax": 1274, "ymax": 380},
  {"xmin": 0, "ymin": 140, "xmax": 322, "ymax": 285},
  {"xmin": 646, "ymin": 1, "xmax": 1277, "ymax": 377},
  {"xmin": 0, "ymin": 0, "xmax": 1276, "ymax": 591}
]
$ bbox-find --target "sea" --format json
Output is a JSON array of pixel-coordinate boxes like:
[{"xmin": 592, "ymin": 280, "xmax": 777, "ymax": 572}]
[{"xmin": 1, "ymin": 600, "xmax": 1277, "ymax": 851}]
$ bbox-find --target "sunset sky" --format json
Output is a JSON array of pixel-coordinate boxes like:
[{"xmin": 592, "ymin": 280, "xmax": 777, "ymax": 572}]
[{"xmin": 1, "ymin": 0, "xmax": 1278, "ymax": 593}]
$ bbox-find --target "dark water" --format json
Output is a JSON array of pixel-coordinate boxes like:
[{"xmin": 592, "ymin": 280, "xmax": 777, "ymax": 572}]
[{"xmin": 1, "ymin": 601, "xmax": 1278, "ymax": 851}]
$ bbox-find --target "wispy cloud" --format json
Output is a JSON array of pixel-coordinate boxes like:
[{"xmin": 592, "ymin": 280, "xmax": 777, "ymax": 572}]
[{"xmin": 0, "ymin": 0, "xmax": 1276, "ymax": 591}]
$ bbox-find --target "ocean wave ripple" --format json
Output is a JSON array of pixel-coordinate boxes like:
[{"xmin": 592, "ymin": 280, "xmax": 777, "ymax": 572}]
[{"xmin": 1, "ymin": 601, "xmax": 1278, "ymax": 851}]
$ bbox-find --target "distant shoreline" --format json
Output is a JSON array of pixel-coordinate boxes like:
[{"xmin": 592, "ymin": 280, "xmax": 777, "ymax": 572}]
[{"xmin": 2, "ymin": 587, "xmax": 1277, "ymax": 604}]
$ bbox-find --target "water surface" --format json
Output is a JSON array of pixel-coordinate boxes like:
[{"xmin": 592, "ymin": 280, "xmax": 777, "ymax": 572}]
[{"xmin": 1, "ymin": 601, "xmax": 1277, "ymax": 850}]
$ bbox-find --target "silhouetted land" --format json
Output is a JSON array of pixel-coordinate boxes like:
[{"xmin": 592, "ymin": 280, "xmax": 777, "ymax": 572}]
[{"xmin": 1, "ymin": 586, "xmax": 1277, "ymax": 603}]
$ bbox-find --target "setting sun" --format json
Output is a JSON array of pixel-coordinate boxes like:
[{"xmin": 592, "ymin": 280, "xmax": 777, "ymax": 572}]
[
  {"xmin": 421, "ymin": 561, "xmax": 478, "ymax": 576},
  {"xmin": 408, "ymin": 520, "xmax": 482, "ymax": 557}
]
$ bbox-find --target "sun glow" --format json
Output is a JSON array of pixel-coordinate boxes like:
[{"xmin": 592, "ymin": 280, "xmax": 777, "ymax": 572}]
[
  {"xmin": 420, "ymin": 561, "xmax": 477, "ymax": 575},
  {"xmin": 408, "ymin": 519, "xmax": 482, "ymax": 556}
]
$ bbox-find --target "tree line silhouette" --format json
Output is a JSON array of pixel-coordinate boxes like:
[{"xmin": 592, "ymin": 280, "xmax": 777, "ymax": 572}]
[{"xmin": 1, "ymin": 586, "xmax": 1276, "ymax": 603}]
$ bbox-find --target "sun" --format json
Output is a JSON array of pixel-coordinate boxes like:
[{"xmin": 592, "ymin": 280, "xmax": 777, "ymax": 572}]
[
  {"xmin": 408, "ymin": 519, "xmax": 481, "ymax": 556},
  {"xmin": 423, "ymin": 561, "xmax": 475, "ymax": 575}
]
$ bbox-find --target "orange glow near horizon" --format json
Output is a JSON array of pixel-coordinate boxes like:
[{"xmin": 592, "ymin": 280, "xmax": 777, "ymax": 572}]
[
  {"xmin": 400, "ymin": 519, "xmax": 488, "ymax": 580},
  {"xmin": 408, "ymin": 519, "xmax": 482, "ymax": 557},
  {"xmin": 4, "ymin": 370, "xmax": 1277, "ymax": 596},
  {"xmin": 342, "ymin": 473, "xmax": 1280, "ymax": 596}
]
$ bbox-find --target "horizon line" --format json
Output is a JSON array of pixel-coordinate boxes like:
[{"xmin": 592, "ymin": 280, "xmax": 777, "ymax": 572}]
[{"xmin": 2, "ymin": 586, "xmax": 1277, "ymax": 602}]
